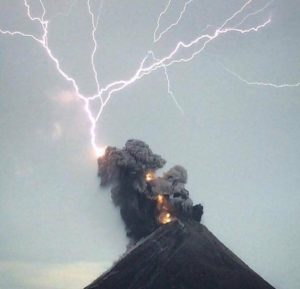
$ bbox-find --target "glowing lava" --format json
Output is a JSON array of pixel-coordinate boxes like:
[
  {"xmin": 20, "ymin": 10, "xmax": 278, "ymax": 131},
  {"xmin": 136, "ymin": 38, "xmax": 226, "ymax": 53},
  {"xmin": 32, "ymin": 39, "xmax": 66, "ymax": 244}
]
[
  {"xmin": 159, "ymin": 212, "xmax": 173, "ymax": 224},
  {"xmin": 157, "ymin": 194, "xmax": 164, "ymax": 204},
  {"xmin": 156, "ymin": 194, "xmax": 175, "ymax": 224},
  {"xmin": 145, "ymin": 171, "xmax": 156, "ymax": 182}
]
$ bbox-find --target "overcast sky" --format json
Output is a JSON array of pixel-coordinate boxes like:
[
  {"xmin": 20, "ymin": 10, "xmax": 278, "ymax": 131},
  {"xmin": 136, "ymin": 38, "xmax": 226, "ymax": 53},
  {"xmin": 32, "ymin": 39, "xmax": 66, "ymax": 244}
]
[{"xmin": 0, "ymin": 1, "xmax": 299, "ymax": 289}]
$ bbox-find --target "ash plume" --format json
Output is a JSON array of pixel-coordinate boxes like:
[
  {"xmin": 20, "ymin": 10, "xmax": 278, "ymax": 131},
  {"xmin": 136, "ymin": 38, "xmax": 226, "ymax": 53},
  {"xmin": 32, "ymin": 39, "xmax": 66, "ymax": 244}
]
[{"xmin": 97, "ymin": 139, "xmax": 203, "ymax": 243}]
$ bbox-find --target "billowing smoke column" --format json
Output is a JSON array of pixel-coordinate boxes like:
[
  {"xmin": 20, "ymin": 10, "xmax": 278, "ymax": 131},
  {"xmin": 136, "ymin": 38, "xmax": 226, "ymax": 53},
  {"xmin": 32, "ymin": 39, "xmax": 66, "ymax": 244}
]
[{"xmin": 97, "ymin": 139, "xmax": 203, "ymax": 243}]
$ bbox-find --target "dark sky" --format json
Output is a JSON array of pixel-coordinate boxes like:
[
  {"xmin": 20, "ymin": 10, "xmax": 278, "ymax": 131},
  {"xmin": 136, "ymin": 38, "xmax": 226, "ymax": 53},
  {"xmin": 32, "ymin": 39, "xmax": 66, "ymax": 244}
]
[{"xmin": 0, "ymin": 1, "xmax": 299, "ymax": 288}]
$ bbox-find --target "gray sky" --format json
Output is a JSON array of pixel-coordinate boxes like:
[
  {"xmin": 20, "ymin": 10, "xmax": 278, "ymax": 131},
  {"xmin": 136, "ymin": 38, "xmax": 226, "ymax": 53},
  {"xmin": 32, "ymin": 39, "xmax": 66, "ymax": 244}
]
[{"xmin": 0, "ymin": 0, "xmax": 299, "ymax": 289}]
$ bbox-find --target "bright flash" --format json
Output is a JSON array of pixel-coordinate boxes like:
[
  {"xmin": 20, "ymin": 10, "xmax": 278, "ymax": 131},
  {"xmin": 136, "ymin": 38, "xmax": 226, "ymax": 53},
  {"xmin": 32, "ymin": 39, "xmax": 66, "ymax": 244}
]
[
  {"xmin": 95, "ymin": 146, "xmax": 106, "ymax": 158},
  {"xmin": 145, "ymin": 171, "xmax": 155, "ymax": 182},
  {"xmin": 156, "ymin": 194, "xmax": 174, "ymax": 224},
  {"xmin": 157, "ymin": 194, "xmax": 164, "ymax": 204},
  {"xmin": 159, "ymin": 212, "xmax": 173, "ymax": 224}
]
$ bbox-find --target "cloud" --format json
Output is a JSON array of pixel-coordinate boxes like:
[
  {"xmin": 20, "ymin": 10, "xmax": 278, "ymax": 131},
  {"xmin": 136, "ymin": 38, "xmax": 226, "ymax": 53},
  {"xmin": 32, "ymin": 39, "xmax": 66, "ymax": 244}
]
[{"xmin": 0, "ymin": 261, "xmax": 110, "ymax": 289}]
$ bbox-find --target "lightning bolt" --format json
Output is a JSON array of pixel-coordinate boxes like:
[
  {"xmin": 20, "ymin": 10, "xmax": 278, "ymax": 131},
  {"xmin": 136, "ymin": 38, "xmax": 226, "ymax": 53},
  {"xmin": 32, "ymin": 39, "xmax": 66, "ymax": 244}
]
[
  {"xmin": 233, "ymin": 0, "xmax": 274, "ymax": 28},
  {"xmin": 153, "ymin": 0, "xmax": 172, "ymax": 42},
  {"xmin": 153, "ymin": 0, "xmax": 194, "ymax": 43},
  {"xmin": 148, "ymin": 50, "xmax": 184, "ymax": 115},
  {"xmin": 0, "ymin": 0, "xmax": 102, "ymax": 156},
  {"xmin": 163, "ymin": 66, "xmax": 185, "ymax": 115},
  {"xmin": 1, "ymin": 0, "xmax": 292, "ymax": 157},
  {"xmin": 96, "ymin": 1, "xmax": 271, "ymax": 109},
  {"xmin": 223, "ymin": 65, "xmax": 300, "ymax": 88},
  {"xmin": 87, "ymin": 0, "xmax": 103, "ymax": 96}
]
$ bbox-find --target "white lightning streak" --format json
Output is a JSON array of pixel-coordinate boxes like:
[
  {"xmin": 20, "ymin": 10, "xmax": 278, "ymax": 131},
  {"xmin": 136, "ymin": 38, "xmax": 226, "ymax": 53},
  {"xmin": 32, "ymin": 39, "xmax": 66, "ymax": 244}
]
[
  {"xmin": 163, "ymin": 66, "xmax": 185, "ymax": 114},
  {"xmin": 1, "ymin": 0, "xmax": 101, "ymax": 154},
  {"xmin": 0, "ymin": 28, "xmax": 41, "ymax": 42},
  {"xmin": 87, "ymin": 0, "xmax": 102, "ymax": 98},
  {"xmin": 234, "ymin": 0, "xmax": 274, "ymax": 28},
  {"xmin": 223, "ymin": 66, "xmax": 300, "ymax": 88},
  {"xmin": 154, "ymin": 0, "xmax": 194, "ymax": 43},
  {"xmin": 148, "ymin": 51, "xmax": 184, "ymax": 114},
  {"xmin": 95, "ymin": 2, "xmax": 271, "ymax": 114},
  {"xmin": 153, "ymin": 0, "xmax": 172, "ymax": 42},
  {"xmin": 1, "ymin": 0, "xmax": 285, "ymax": 157},
  {"xmin": 24, "ymin": 0, "xmax": 42, "ymax": 23}
]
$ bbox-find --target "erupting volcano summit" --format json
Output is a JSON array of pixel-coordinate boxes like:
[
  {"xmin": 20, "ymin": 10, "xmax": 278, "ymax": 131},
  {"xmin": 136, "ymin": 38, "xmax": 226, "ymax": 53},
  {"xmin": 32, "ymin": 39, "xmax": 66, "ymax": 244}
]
[
  {"xmin": 85, "ymin": 139, "xmax": 275, "ymax": 289},
  {"xmin": 97, "ymin": 139, "xmax": 203, "ymax": 244}
]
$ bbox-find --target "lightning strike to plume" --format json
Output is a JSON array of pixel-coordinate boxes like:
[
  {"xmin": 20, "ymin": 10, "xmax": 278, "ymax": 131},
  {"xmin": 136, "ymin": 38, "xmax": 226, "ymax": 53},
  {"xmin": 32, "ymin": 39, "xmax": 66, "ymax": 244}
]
[{"xmin": 1, "ymin": 0, "xmax": 296, "ymax": 157}]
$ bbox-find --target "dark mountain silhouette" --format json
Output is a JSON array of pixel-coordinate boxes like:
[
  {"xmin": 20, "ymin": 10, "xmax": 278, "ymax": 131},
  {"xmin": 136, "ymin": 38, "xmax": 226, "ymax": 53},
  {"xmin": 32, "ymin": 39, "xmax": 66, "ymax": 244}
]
[{"xmin": 85, "ymin": 220, "xmax": 275, "ymax": 289}]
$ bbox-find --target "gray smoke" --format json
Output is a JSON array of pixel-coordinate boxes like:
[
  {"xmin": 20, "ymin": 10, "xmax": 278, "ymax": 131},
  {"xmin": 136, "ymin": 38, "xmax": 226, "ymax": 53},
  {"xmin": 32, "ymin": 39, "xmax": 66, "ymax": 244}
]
[{"xmin": 98, "ymin": 139, "xmax": 203, "ymax": 243}]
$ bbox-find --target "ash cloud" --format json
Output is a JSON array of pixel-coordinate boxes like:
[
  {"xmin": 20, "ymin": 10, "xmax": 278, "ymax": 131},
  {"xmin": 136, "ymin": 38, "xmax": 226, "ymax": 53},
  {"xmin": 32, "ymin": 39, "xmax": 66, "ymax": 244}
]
[{"xmin": 98, "ymin": 139, "xmax": 203, "ymax": 243}]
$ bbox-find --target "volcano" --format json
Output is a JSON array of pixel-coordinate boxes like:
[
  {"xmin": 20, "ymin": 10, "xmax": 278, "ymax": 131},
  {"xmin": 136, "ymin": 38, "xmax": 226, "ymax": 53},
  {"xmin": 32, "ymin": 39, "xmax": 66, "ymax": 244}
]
[
  {"xmin": 85, "ymin": 140, "xmax": 275, "ymax": 289},
  {"xmin": 85, "ymin": 220, "xmax": 275, "ymax": 289}
]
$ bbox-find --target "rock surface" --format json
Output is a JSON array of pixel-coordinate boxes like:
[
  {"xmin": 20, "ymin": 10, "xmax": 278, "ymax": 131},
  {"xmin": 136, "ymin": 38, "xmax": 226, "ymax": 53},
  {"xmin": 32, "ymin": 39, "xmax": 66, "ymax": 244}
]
[{"xmin": 85, "ymin": 220, "xmax": 275, "ymax": 289}]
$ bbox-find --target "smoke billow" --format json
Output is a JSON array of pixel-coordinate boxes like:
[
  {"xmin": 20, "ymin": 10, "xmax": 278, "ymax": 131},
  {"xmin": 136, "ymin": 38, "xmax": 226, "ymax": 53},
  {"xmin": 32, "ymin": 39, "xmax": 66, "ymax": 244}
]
[{"xmin": 97, "ymin": 139, "xmax": 203, "ymax": 243}]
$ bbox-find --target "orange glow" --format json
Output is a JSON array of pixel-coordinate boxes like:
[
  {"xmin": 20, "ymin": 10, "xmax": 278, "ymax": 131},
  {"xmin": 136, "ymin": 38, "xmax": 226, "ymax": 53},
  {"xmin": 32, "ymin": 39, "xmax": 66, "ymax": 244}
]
[
  {"xmin": 156, "ymin": 194, "xmax": 175, "ymax": 224},
  {"xmin": 158, "ymin": 212, "xmax": 173, "ymax": 224},
  {"xmin": 157, "ymin": 194, "xmax": 164, "ymax": 204},
  {"xmin": 145, "ymin": 171, "xmax": 155, "ymax": 182}
]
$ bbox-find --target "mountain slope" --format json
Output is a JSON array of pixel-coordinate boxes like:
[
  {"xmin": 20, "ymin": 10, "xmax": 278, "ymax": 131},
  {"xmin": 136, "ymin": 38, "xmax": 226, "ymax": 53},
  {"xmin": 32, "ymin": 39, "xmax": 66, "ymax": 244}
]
[{"xmin": 85, "ymin": 221, "xmax": 275, "ymax": 289}]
